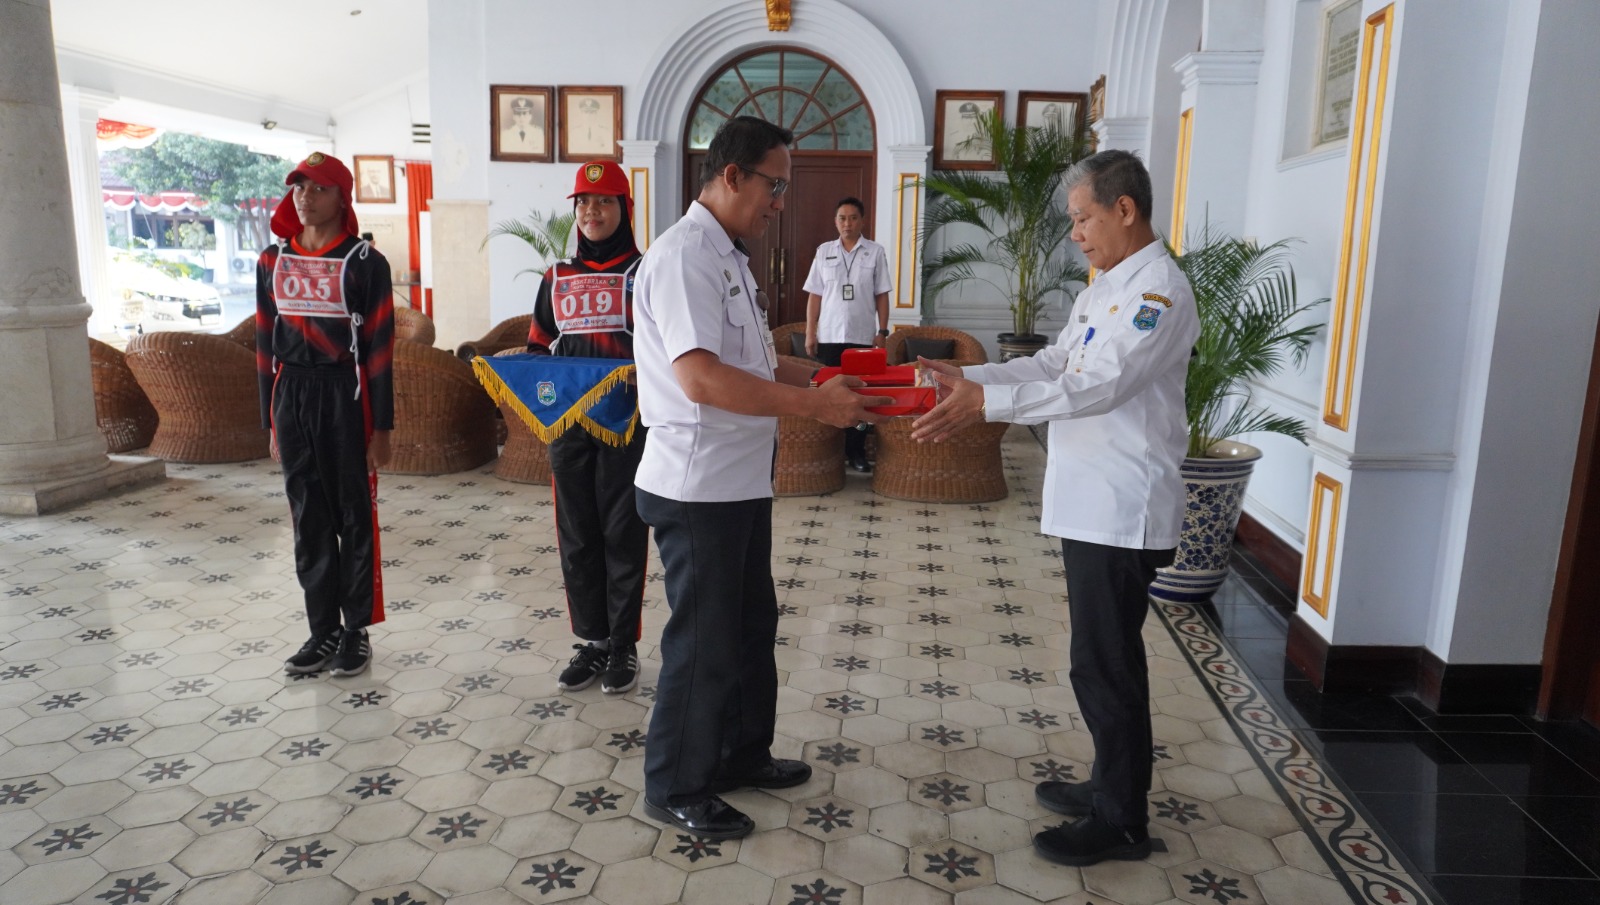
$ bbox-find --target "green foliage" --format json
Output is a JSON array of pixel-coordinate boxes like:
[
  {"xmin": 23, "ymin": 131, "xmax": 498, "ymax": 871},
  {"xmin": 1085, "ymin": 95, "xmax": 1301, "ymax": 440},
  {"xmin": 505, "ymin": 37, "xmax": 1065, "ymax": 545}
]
[
  {"xmin": 484, "ymin": 209, "xmax": 576, "ymax": 279},
  {"xmin": 917, "ymin": 109, "xmax": 1091, "ymax": 337},
  {"xmin": 110, "ymin": 133, "xmax": 290, "ymax": 249},
  {"xmin": 1174, "ymin": 228, "xmax": 1327, "ymax": 457},
  {"xmin": 117, "ymin": 239, "xmax": 200, "ymax": 280}
]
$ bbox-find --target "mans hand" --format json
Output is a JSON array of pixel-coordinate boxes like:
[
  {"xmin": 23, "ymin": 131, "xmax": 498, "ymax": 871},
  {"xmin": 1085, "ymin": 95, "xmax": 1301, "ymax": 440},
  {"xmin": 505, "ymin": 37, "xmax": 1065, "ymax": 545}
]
[
  {"xmin": 805, "ymin": 335, "xmax": 819, "ymax": 359},
  {"xmin": 367, "ymin": 430, "xmax": 392, "ymax": 472},
  {"xmin": 269, "ymin": 432, "xmax": 280, "ymax": 463},
  {"xmin": 812, "ymin": 375, "xmax": 892, "ymax": 429},
  {"xmin": 911, "ymin": 369, "xmax": 986, "ymax": 443},
  {"xmin": 916, "ymin": 356, "xmax": 963, "ymax": 403},
  {"xmin": 872, "ymin": 332, "xmax": 887, "ymax": 349}
]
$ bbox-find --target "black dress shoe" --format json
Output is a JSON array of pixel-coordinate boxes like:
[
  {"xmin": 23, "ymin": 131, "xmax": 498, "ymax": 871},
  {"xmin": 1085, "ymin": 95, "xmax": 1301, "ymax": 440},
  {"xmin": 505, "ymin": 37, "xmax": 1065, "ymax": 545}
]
[
  {"xmin": 1033, "ymin": 813, "xmax": 1152, "ymax": 866},
  {"xmin": 847, "ymin": 455, "xmax": 872, "ymax": 473},
  {"xmin": 643, "ymin": 796, "xmax": 754, "ymax": 839},
  {"xmin": 711, "ymin": 757, "xmax": 812, "ymax": 792},
  {"xmin": 1035, "ymin": 780, "xmax": 1095, "ymax": 817}
]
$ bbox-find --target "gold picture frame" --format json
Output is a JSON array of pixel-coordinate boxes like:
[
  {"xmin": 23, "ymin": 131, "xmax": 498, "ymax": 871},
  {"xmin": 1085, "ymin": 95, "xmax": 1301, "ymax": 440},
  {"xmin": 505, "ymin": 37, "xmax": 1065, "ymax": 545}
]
[{"xmin": 352, "ymin": 155, "xmax": 395, "ymax": 203}]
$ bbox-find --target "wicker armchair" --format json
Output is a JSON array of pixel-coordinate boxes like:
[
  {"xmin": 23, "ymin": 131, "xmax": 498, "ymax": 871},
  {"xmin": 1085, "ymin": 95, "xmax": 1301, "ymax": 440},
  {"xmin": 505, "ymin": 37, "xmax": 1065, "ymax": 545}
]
[
  {"xmin": 772, "ymin": 354, "xmax": 844, "ymax": 495},
  {"xmin": 769, "ymin": 322, "xmax": 816, "ymax": 361},
  {"xmin": 124, "ymin": 332, "xmax": 269, "ymax": 463},
  {"xmin": 221, "ymin": 316, "xmax": 256, "ymax": 351},
  {"xmin": 394, "ymin": 306, "xmax": 437, "ymax": 347},
  {"xmin": 872, "ymin": 417, "xmax": 1010, "ymax": 503},
  {"xmin": 885, "ymin": 325, "xmax": 987, "ymax": 365},
  {"xmin": 89, "ymin": 338, "xmax": 158, "ymax": 454},
  {"xmin": 384, "ymin": 338, "xmax": 498, "ymax": 475},
  {"xmin": 458, "ymin": 315, "xmax": 533, "ymax": 361},
  {"xmin": 489, "ymin": 348, "xmax": 553, "ymax": 485}
]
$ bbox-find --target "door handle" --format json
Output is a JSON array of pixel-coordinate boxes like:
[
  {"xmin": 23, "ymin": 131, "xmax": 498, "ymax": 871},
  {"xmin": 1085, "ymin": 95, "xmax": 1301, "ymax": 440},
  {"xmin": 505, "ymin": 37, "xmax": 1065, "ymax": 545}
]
[
  {"xmin": 768, "ymin": 247, "xmax": 779, "ymax": 280},
  {"xmin": 777, "ymin": 247, "xmax": 787, "ymax": 287}
]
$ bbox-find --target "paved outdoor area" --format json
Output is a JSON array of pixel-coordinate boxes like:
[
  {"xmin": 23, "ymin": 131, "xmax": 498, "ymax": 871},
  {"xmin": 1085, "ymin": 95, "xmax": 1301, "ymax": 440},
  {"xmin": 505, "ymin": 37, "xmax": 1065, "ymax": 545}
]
[{"xmin": 0, "ymin": 429, "xmax": 1426, "ymax": 904}]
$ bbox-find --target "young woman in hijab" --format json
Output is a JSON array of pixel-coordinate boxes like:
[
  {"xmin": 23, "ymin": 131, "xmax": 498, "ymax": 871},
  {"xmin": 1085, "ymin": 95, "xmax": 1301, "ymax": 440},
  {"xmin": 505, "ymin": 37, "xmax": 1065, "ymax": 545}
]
[{"xmin": 526, "ymin": 160, "xmax": 647, "ymax": 694}]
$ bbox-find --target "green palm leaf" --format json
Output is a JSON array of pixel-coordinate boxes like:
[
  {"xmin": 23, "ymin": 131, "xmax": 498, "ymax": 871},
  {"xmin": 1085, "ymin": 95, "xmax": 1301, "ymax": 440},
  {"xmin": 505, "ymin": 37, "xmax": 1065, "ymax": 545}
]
[
  {"xmin": 916, "ymin": 108, "xmax": 1091, "ymax": 336},
  {"xmin": 1174, "ymin": 225, "xmax": 1328, "ymax": 456},
  {"xmin": 483, "ymin": 209, "xmax": 575, "ymax": 279}
]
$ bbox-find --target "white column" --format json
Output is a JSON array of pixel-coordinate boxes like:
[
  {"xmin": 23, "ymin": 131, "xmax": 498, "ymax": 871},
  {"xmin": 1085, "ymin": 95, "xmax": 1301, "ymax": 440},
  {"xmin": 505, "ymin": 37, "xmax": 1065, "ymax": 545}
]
[
  {"xmin": 0, "ymin": 0, "xmax": 162, "ymax": 514},
  {"xmin": 886, "ymin": 144, "xmax": 930, "ymax": 325},
  {"xmin": 1094, "ymin": 115, "xmax": 1152, "ymax": 154},
  {"xmin": 59, "ymin": 85, "xmax": 118, "ymax": 339},
  {"xmin": 618, "ymin": 139, "xmax": 663, "ymax": 250},
  {"xmin": 1172, "ymin": 51, "xmax": 1262, "ymax": 238}
]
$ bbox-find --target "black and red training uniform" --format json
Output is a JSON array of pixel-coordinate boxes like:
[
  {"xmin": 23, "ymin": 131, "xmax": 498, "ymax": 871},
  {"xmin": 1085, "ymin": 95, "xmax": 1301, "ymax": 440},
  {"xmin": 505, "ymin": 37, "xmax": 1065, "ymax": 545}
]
[
  {"xmin": 527, "ymin": 250, "xmax": 648, "ymax": 648},
  {"xmin": 256, "ymin": 234, "xmax": 394, "ymax": 638}
]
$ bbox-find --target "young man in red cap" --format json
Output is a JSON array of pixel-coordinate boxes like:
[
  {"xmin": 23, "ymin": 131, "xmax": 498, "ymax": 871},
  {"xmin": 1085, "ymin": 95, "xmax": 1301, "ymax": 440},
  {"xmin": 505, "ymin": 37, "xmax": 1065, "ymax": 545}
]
[
  {"xmin": 525, "ymin": 160, "xmax": 647, "ymax": 695},
  {"xmin": 256, "ymin": 151, "xmax": 395, "ymax": 678}
]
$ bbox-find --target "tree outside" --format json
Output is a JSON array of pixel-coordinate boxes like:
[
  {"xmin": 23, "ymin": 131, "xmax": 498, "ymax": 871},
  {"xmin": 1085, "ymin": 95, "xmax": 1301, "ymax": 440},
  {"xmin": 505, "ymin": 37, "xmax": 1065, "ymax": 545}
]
[{"xmin": 107, "ymin": 133, "xmax": 290, "ymax": 253}]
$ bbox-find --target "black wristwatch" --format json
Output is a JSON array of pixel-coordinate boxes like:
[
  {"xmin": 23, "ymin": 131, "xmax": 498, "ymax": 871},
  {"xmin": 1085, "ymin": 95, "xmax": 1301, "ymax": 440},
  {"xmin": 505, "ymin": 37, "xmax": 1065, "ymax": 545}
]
[{"xmin": 877, "ymin": 328, "xmax": 889, "ymax": 337}]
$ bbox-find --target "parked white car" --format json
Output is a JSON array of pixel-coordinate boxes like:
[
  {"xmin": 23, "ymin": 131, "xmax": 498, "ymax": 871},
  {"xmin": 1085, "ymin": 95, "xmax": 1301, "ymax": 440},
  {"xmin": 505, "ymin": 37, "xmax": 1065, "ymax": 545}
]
[{"xmin": 109, "ymin": 253, "xmax": 223, "ymax": 333}]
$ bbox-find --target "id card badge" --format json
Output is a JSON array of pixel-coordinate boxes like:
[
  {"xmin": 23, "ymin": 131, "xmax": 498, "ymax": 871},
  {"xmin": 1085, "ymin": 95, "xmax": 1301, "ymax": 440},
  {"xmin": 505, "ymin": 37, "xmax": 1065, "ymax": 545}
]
[{"xmin": 842, "ymin": 283, "xmax": 855, "ymax": 301}]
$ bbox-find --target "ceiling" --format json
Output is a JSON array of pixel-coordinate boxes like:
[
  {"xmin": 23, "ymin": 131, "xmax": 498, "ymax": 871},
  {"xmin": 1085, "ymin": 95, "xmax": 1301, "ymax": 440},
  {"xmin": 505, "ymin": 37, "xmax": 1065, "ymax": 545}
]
[{"xmin": 50, "ymin": 0, "xmax": 429, "ymax": 121}]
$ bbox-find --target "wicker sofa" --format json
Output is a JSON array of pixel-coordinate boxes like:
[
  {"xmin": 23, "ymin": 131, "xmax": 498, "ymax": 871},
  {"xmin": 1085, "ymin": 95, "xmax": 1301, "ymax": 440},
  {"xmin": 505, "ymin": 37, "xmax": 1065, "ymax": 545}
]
[
  {"xmin": 384, "ymin": 338, "xmax": 497, "ymax": 475},
  {"xmin": 394, "ymin": 306, "xmax": 437, "ymax": 347},
  {"xmin": 458, "ymin": 315, "xmax": 533, "ymax": 361},
  {"xmin": 89, "ymin": 338, "xmax": 159, "ymax": 454},
  {"xmin": 123, "ymin": 331, "xmax": 269, "ymax": 463}
]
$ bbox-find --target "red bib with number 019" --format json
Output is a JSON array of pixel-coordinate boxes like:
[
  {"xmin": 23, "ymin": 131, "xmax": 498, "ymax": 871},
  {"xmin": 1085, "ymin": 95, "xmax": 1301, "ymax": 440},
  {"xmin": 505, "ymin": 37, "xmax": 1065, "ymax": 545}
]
[
  {"xmin": 273, "ymin": 253, "xmax": 349, "ymax": 318},
  {"xmin": 551, "ymin": 267, "xmax": 627, "ymax": 335}
]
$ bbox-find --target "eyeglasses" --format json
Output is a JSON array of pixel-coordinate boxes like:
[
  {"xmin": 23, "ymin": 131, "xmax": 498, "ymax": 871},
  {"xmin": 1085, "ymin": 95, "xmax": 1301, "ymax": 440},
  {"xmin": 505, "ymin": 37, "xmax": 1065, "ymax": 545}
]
[{"xmin": 737, "ymin": 165, "xmax": 790, "ymax": 199}]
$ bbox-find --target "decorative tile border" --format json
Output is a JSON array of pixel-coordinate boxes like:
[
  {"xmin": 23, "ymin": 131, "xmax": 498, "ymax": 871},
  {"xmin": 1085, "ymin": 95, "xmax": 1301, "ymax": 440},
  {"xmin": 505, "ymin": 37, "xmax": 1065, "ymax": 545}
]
[{"xmin": 1154, "ymin": 600, "xmax": 1436, "ymax": 905}]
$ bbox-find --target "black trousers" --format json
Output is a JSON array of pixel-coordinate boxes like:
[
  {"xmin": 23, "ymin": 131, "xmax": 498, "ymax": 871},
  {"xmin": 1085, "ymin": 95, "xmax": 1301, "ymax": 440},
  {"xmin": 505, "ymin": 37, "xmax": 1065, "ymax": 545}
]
[
  {"xmin": 1061, "ymin": 538, "xmax": 1175, "ymax": 827},
  {"xmin": 636, "ymin": 490, "xmax": 779, "ymax": 805},
  {"xmin": 548, "ymin": 426, "xmax": 648, "ymax": 644},
  {"xmin": 816, "ymin": 342, "xmax": 871, "ymax": 460},
  {"xmin": 273, "ymin": 366, "xmax": 381, "ymax": 637}
]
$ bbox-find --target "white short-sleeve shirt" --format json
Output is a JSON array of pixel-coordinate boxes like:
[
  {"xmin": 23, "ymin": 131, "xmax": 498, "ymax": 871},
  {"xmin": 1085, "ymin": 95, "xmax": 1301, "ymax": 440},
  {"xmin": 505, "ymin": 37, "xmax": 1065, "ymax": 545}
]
[
  {"xmin": 963, "ymin": 240, "xmax": 1199, "ymax": 549},
  {"xmin": 632, "ymin": 201, "xmax": 779, "ymax": 502},
  {"xmin": 802, "ymin": 237, "xmax": 892, "ymax": 345}
]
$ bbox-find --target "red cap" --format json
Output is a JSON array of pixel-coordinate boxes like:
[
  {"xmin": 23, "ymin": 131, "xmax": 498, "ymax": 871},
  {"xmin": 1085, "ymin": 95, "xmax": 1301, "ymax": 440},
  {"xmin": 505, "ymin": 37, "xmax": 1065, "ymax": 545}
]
[
  {"xmin": 567, "ymin": 160, "xmax": 631, "ymax": 201},
  {"xmin": 270, "ymin": 151, "xmax": 361, "ymax": 240}
]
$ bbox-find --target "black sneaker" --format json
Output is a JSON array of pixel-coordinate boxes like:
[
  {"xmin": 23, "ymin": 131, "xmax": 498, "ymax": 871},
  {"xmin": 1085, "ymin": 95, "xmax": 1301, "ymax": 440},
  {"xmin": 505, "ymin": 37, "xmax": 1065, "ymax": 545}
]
[
  {"xmin": 558, "ymin": 643, "xmax": 608, "ymax": 691},
  {"xmin": 285, "ymin": 633, "xmax": 339, "ymax": 675},
  {"xmin": 328, "ymin": 628, "xmax": 371, "ymax": 677},
  {"xmin": 1033, "ymin": 813, "xmax": 1152, "ymax": 866},
  {"xmin": 1036, "ymin": 780, "xmax": 1096, "ymax": 817},
  {"xmin": 601, "ymin": 642, "xmax": 638, "ymax": 694}
]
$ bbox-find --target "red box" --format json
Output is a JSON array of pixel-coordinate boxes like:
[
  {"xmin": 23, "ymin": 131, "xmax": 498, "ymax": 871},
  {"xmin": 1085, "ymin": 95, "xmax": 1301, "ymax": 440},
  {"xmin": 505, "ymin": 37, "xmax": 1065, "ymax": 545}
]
[
  {"xmin": 812, "ymin": 364, "xmax": 935, "ymax": 416},
  {"xmin": 841, "ymin": 346, "xmax": 887, "ymax": 375}
]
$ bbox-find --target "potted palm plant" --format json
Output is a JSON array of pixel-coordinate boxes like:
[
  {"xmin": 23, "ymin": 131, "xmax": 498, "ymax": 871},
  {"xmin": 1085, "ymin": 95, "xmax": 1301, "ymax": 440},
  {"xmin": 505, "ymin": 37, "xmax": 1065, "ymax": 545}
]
[
  {"xmin": 484, "ymin": 208, "xmax": 575, "ymax": 278},
  {"xmin": 1149, "ymin": 229, "xmax": 1327, "ymax": 603},
  {"xmin": 918, "ymin": 109, "xmax": 1091, "ymax": 359}
]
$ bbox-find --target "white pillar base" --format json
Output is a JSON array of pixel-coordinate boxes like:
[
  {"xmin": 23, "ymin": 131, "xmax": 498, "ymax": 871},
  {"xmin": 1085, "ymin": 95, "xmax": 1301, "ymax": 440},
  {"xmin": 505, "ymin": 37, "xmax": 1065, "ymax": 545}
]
[{"xmin": 0, "ymin": 455, "xmax": 165, "ymax": 517}]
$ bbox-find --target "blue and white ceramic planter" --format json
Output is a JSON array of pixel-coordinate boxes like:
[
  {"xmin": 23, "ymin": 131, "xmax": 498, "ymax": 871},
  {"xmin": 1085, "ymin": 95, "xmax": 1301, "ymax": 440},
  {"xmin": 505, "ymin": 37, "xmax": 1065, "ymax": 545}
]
[{"xmin": 1150, "ymin": 439, "xmax": 1262, "ymax": 604}]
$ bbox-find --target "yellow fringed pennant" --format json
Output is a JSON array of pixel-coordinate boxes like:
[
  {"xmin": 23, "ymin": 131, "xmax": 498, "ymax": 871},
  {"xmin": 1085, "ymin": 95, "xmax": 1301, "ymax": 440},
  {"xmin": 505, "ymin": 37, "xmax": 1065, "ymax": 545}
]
[{"xmin": 473, "ymin": 354, "xmax": 638, "ymax": 447}]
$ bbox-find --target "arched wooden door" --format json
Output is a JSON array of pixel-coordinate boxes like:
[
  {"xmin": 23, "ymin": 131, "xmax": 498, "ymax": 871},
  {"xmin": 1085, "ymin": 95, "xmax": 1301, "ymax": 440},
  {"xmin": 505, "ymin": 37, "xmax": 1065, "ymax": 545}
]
[{"xmin": 683, "ymin": 48, "xmax": 876, "ymax": 330}]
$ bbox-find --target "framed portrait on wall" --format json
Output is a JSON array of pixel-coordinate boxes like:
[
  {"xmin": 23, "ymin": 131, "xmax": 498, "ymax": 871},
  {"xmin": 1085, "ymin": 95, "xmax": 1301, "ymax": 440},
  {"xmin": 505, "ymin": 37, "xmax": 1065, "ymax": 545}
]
[
  {"xmin": 932, "ymin": 89, "xmax": 1002, "ymax": 170},
  {"xmin": 353, "ymin": 155, "xmax": 395, "ymax": 203},
  {"xmin": 490, "ymin": 85, "xmax": 554, "ymax": 162},
  {"xmin": 558, "ymin": 86, "xmax": 623, "ymax": 163},
  {"xmin": 1017, "ymin": 91, "xmax": 1088, "ymax": 142}
]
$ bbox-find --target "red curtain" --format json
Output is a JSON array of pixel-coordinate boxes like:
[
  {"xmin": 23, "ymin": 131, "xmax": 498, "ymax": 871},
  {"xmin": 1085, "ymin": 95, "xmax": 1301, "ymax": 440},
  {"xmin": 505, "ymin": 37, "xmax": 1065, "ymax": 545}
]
[{"xmin": 404, "ymin": 161, "xmax": 434, "ymax": 317}]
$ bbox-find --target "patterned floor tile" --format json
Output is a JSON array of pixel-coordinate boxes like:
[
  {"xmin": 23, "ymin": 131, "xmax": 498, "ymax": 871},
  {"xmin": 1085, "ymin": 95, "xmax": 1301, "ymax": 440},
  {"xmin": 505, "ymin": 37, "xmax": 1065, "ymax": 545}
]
[{"xmin": 0, "ymin": 433, "xmax": 1427, "ymax": 905}]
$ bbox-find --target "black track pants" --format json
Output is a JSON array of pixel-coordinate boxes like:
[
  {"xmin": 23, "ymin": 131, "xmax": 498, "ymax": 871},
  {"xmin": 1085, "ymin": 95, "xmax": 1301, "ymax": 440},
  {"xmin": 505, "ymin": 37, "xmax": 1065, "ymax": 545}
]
[
  {"xmin": 549, "ymin": 427, "xmax": 648, "ymax": 644},
  {"xmin": 273, "ymin": 366, "xmax": 381, "ymax": 637}
]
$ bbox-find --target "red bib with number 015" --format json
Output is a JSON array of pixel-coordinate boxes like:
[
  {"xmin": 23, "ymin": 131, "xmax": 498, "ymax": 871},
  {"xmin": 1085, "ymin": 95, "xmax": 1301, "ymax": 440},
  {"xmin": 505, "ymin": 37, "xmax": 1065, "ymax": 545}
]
[
  {"xmin": 273, "ymin": 253, "xmax": 349, "ymax": 318},
  {"xmin": 551, "ymin": 268, "xmax": 627, "ymax": 335}
]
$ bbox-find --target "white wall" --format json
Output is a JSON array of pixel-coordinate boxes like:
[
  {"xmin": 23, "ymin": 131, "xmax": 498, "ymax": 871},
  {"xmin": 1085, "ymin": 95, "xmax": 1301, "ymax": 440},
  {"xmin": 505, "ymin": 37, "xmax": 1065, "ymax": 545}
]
[
  {"xmin": 333, "ymin": 74, "xmax": 431, "ymax": 281},
  {"xmin": 430, "ymin": 0, "xmax": 1106, "ymax": 327}
]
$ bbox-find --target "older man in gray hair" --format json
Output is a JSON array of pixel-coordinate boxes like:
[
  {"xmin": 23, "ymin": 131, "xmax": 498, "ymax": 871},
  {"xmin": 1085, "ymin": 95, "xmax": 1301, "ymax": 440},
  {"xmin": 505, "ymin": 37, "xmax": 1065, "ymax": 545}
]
[{"xmin": 911, "ymin": 149, "xmax": 1198, "ymax": 866}]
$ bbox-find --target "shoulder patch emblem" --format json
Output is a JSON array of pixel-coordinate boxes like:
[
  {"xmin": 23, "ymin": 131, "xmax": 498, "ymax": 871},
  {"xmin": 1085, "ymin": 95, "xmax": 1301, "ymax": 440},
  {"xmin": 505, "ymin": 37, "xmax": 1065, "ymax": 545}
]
[
  {"xmin": 1133, "ymin": 305, "xmax": 1161, "ymax": 331},
  {"xmin": 1141, "ymin": 292, "xmax": 1172, "ymax": 307}
]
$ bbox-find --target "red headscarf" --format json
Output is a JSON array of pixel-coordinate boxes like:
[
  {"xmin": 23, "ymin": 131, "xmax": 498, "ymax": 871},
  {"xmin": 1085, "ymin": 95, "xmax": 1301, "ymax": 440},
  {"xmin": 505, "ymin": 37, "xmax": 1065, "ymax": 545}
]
[{"xmin": 270, "ymin": 151, "xmax": 361, "ymax": 240}]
